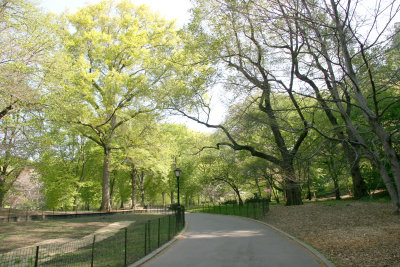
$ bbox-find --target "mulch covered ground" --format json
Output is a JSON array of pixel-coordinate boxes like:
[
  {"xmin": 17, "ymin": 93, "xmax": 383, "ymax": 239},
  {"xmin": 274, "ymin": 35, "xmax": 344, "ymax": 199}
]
[{"xmin": 261, "ymin": 201, "xmax": 400, "ymax": 267}]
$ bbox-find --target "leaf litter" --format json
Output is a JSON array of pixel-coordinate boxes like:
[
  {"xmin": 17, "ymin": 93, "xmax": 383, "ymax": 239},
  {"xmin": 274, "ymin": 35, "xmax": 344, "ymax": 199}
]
[{"xmin": 261, "ymin": 201, "xmax": 400, "ymax": 267}]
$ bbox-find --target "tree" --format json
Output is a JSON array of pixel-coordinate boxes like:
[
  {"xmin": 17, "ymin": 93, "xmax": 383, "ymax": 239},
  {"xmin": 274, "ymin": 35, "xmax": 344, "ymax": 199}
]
[
  {"xmin": 287, "ymin": 0, "xmax": 400, "ymax": 212},
  {"xmin": 47, "ymin": 0, "xmax": 179, "ymax": 211},
  {"xmin": 0, "ymin": 0, "xmax": 59, "ymax": 207},
  {"xmin": 178, "ymin": 0, "xmax": 315, "ymax": 205},
  {"xmin": 0, "ymin": 0, "xmax": 58, "ymax": 120}
]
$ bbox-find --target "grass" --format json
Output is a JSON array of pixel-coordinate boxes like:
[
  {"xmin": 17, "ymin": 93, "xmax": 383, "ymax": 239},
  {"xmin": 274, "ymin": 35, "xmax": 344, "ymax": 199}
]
[
  {"xmin": 0, "ymin": 213, "xmax": 163, "ymax": 253},
  {"xmin": 0, "ymin": 212, "xmax": 184, "ymax": 267},
  {"xmin": 188, "ymin": 201, "xmax": 269, "ymax": 220}
]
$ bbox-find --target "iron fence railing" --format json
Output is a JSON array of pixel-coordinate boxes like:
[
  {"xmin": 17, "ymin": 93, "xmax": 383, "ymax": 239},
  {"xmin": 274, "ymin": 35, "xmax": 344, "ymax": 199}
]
[
  {"xmin": 0, "ymin": 208, "xmax": 185, "ymax": 267},
  {"xmin": 188, "ymin": 200, "xmax": 269, "ymax": 219},
  {"xmin": 0, "ymin": 207, "xmax": 171, "ymax": 224}
]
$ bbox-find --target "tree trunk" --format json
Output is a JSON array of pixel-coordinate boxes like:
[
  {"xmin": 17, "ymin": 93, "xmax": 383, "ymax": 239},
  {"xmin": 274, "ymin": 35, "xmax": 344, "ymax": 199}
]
[
  {"xmin": 329, "ymin": 0, "xmax": 400, "ymax": 212},
  {"xmin": 170, "ymin": 191, "xmax": 174, "ymax": 204},
  {"xmin": 255, "ymin": 177, "xmax": 262, "ymax": 198},
  {"xmin": 233, "ymin": 188, "xmax": 243, "ymax": 206},
  {"xmin": 100, "ymin": 146, "xmax": 111, "ymax": 211},
  {"xmin": 282, "ymin": 165, "xmax": 303, "ymax": 205},
  {"xmin": 139, "ymin": 171, "xmax": 145, "ymax": 207},
  {"xmin": 0, "ymin": 173, "xmax": 6, "ymax": 208},
  {"xmin": 162, "ymin": 192, "xmax": 166, "ymax": 207},
  {"xmin": 130, "ymin": 164, "xmax": 137, "ymax": 209},
  {"xmin": 333, "ymin": 177, "xmax": 341, "ymax": 200},
  {"xmin": 285, "ymin": 180, "xmax": 302, "ymax": 205}
]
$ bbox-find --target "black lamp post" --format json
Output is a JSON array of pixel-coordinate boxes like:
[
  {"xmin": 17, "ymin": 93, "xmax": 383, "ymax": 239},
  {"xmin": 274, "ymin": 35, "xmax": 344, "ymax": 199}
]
[{"xmin": 174, "ymin": 168, "xmax": 182, "ymax": 207}]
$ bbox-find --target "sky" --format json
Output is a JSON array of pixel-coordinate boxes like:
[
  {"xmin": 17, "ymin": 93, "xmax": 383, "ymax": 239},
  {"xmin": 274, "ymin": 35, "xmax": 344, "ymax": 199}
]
[
  {"xmin": 38, "ymin": 0, "xmax": 223, "ymax": 133},
  {"xmin": 38, "ymin": 0, "xmax": 193, "ymax": 27}
]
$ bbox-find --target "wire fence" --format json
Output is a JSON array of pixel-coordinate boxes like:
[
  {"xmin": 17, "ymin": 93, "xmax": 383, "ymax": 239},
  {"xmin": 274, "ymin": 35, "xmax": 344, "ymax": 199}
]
[
  {"xmin": 188, "ymin": 200, "xmax": 269, "ymax": 220},
  {"xmin": 0, "ymin": 208, "xmax": 185, "ymax": 267}
]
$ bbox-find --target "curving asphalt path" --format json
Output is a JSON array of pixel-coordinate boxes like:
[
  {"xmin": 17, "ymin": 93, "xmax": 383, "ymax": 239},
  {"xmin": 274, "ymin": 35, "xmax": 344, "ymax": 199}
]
[{"xmin": 135, "ymin": 213, "xmax": 334, "ymax": 267}]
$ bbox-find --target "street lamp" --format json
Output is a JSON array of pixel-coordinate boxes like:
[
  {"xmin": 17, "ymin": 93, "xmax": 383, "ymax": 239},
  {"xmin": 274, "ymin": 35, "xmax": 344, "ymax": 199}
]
[{"xmin": 174, "ymin": 168, "xmax": 182, "ymax": 206}]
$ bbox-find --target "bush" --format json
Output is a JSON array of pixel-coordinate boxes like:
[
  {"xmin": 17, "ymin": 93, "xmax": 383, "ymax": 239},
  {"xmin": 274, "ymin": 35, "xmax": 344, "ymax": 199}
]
[
  {"xmin": 221, "ymin": 200, "xmax": 237, "ymax": 205},
  {"xmin": 245, "ymin": 197, "xmax": 270, "ymax": 204},
  {"xmin": 168, "ymin": 203, "xmax": 184, "ymax": 211}
]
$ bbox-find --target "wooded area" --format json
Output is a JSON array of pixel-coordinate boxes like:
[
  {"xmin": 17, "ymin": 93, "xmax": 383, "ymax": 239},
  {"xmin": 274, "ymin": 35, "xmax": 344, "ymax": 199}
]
[{"xmin": 1, "ymin": 0, "xmax": 399, "ymax": 213}]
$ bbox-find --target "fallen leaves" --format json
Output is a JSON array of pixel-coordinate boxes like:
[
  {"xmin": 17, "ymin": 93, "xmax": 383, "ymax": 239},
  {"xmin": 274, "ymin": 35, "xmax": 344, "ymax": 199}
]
[{"xmin": 261, "ymin": 201, "xmax": 400, "ymax": 267}]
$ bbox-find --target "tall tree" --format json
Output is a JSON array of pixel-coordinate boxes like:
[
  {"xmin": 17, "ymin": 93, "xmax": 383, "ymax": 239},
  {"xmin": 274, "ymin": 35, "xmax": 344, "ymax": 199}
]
[
  {"xmin": 47, "ymin": 0, "xmax": 179, "ymax": 211},
  {"xmin": 0, "ymin": 0, "xmax": 58, "ymax": 207},
  {"xmin": 289, "ymin": 0, "xmax": 400, "ymax": 212},
  {"xmin": 178, "ymin": 0, "xmax": 314, "ymax": 205}
]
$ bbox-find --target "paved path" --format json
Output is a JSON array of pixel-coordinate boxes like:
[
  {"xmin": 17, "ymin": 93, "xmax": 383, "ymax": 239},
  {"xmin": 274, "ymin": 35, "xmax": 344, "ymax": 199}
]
[{"xmin": 141, "ymin": 213, "xmax": 330, "ymax": 267}]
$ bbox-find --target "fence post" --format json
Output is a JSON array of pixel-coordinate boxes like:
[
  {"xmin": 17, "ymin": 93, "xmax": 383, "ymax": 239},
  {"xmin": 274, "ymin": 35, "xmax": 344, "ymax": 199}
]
[
  {"xmin": 144, "ymin": 223, "xmax": 148, "ymax": 255},
  {"xmin": 158, "ymin": 218, "xmax": 161, "ymax": 247},
  {"xmin": 7, "ymin": 208, "xmax": 11, "ymax": 222},
  {"xmin": 182, "ymin": 206, "xmax": 185, "ymax": 227},
  {"xmin": 148, "ymin": 220, "xmax": 151, "ymax": 252},
  {"xmin": 262, "ymin": 200, "xmax": 265, "ymax": 215},
  {"xmin": 124, "ymin": 227, "xmax": 127, "ymax": 267},
  {"xmin": 91, "ymin": 235, "xmax": 96, "ymax": 267},
  {"xmin": 34, "ymin": 246, "xmax": 39, "ymax": 267},
  {"xmin": 168, "ymin": 215, "xmax": 171, "ymax": 240}
]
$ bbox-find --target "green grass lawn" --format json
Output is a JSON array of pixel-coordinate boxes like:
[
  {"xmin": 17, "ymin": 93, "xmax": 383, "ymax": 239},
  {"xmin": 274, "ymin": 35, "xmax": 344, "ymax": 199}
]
[{"xmin": 0, "ymin": 212, "xmax": 183, "ymax": 267}]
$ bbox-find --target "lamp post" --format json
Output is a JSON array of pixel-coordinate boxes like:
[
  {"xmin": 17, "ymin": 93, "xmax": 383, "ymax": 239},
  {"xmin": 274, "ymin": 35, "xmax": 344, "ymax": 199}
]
[
  {"xmin": 174, "ymin": 168, "xmax": 183, "ymax": 228},
  {"xmin": 174, "ymin": 168, "xmax": 181, "ymax": 207}
]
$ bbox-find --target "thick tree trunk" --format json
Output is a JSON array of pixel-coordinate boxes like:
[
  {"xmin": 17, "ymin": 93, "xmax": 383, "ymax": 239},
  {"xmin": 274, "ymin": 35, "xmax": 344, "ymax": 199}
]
[
  {"xmin": 100, "ymin": 147, "xmax": 111, "ymax": 211},
  {"xmin": 282, "ymin": 164, "xmax": 303, "ymax": 205},
  {"xmin": 343, "ymin": 133, "xmax": 368, "ymax": 199},
  {"xmin": 285, "ymin": 180, "xmax": 303, "ymax": 205}
]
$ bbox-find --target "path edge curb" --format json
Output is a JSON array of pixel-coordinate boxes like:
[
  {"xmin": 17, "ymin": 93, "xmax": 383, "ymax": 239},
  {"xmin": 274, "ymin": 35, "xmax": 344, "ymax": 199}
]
[
  {"xmin": 129, "ymin": 221, "xmax": 189, "ymax": 267},
  {"xmin": 246, "ymin": 217, "xmax": 336, "ymax": 267}
]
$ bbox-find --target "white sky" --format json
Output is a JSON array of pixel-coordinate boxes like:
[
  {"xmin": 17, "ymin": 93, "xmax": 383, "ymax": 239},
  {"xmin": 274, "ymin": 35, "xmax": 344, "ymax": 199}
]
[
  {"xmin": 38, "ymin": 0, "xmax": 223, "ymax": 133},
  {"xmin": 38, "ymin": 0, "xmax": 193, "ymax": 27}
]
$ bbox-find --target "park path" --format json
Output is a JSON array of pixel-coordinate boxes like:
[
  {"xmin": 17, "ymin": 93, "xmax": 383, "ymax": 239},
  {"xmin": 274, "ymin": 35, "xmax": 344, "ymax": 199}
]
[{"xmin": 140, "ymin": 213, "xmax": 331, "ymax": 267}]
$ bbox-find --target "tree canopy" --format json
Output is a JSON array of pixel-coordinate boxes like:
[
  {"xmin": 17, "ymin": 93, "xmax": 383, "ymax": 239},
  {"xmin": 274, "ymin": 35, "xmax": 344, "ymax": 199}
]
[{"xmin": 1, "ymin": 0, "xmax": 399, "ymax": 214}]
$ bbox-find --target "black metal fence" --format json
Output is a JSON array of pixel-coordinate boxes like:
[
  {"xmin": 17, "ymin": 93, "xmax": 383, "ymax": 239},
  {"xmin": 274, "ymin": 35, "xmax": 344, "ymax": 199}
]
[
  {"xmin": 188, "ymin": 200, "xmax": 269, "ymax": 220},
  {"xmin": 0, "ymin": 207, "xmax": 170, "ymax": 224},
  {"xmin": 0, "ymin": 208, "xmax": 185, "ymax": 267}
]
